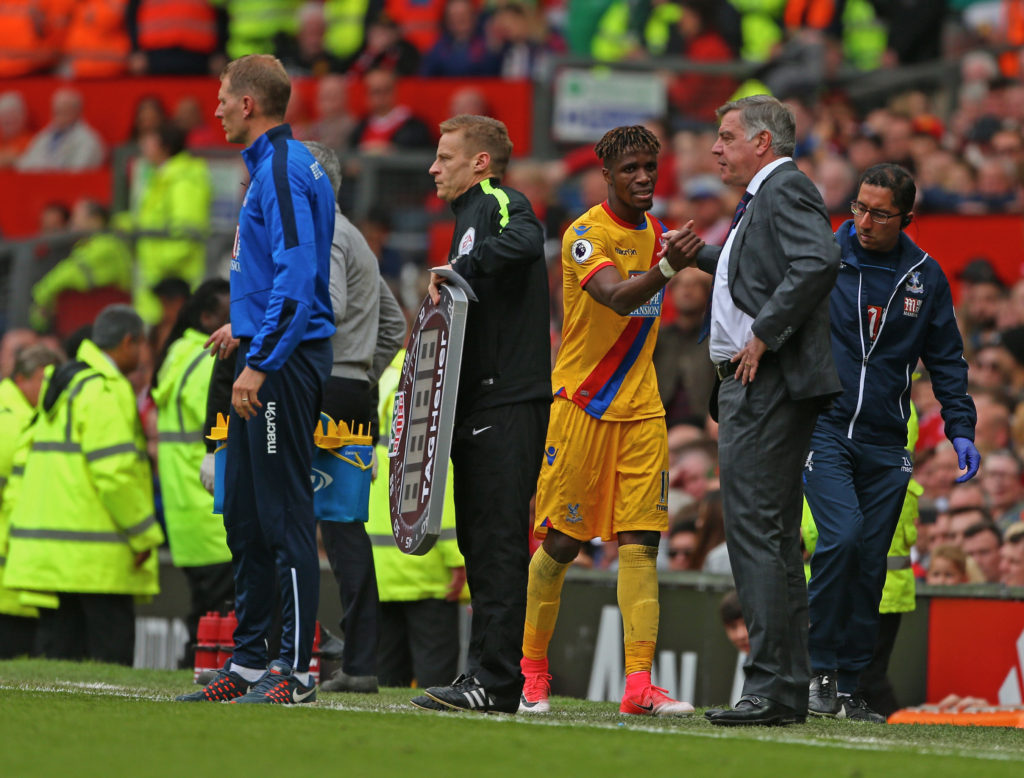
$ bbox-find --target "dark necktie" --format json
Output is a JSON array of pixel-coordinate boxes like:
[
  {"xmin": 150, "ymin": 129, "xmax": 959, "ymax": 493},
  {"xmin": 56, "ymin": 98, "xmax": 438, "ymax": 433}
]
[
  {"xmin": 729, "ymin": 190, "xmax": 754, "ymax": 231},
  {"xmin": 699, "ymin": 191, "xmax": 754, "ymax": 343}
]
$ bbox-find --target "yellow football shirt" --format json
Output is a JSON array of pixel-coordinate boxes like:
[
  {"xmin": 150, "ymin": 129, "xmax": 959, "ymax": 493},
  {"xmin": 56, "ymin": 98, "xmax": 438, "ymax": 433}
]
[{"xmin": 553, "ymin": 201, "xmax": 667, "ymax": 421}]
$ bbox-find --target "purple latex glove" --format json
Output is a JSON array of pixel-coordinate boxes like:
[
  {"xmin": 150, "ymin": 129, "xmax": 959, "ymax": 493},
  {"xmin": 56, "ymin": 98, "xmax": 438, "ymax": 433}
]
[{"xmin": 952, "ymin": 437, "xmax": 980, "ymax": 482}]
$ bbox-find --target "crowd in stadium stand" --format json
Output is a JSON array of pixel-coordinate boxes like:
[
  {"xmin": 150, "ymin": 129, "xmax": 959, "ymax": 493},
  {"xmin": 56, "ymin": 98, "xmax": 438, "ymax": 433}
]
[
  {"xmin": 0, "ymin": 1, "xmax": 1019, "ymax": 79},
  {"xmin": 1, "ymin": 0, "xmax": 1024, "ymax": 672},
  {"xmin": 2, "ymin": 2, "xmax": 1022, "ymax": 215}
]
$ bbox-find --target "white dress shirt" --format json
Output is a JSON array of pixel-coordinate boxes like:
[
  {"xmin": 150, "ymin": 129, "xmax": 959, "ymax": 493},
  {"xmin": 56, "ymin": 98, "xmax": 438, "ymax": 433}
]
[{"xmin": 709, "ymin": 157, "xmax": 792, "ymax": 364}]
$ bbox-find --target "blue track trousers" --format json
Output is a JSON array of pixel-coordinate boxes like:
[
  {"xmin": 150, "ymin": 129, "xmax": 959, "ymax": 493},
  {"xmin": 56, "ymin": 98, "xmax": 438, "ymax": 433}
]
[
  {"xmin": 804, "ymin": 425, "xmax": 911, "ymax": 692},
  {"xmin": 224, "ymin": 338, "xmax": 332, "ymax": 673}
]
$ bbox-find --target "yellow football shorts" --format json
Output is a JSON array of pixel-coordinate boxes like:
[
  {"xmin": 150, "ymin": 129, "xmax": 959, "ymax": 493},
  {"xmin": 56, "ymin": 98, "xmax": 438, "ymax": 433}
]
[{"xmin": 534, "ymin": 399, "xmax": 669, "ymax": 542}]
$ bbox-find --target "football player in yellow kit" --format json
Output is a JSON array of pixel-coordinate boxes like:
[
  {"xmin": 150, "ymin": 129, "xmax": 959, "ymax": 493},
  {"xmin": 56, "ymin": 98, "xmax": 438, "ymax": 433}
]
[{"xmin": 519, "ymin": 125, "xmax": 704, "ymax": 716}]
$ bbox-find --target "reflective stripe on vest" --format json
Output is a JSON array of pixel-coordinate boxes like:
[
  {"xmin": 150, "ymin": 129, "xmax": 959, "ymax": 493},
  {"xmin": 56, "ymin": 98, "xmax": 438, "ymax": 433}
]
[
  {"xmin": 66, "ymin": 372, "xmax": 102, "ymax": 441},
  {"xmin": 11, "ymin": 513, "xmax": 157, "ymax": 543},
  {"xmin": 158, "ymin": 347, "xmax": 209, "ymax": 446},
  {"xmin": 86, "ymin": 443, "xmax": 140, "ymax": 461},
  {"xmin": 10, "ymin": 528, "xmax": 128, "ymax": 543},
  {"xmin": 177, "ymin": 350, "xmax": 210, "ymax": 434},
  {"xmin": 887, "ymin": 556, "xmax": 911, "ymax": 571},
  {"xmin": 33, "ymin": 440, "xmax": 140, "ymax": 461},
  {"xmin": 33, "ymin": 373, "xmax": 142, "ymax": 461}
]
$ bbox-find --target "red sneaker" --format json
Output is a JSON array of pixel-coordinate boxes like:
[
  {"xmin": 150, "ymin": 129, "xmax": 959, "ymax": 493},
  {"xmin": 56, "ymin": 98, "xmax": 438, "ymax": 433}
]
[
  {"xmin": 519, "ymin": 666, "xmax": 551, "ymax": 714},
  {"xmin": 620, "ymin": 684, "xmax": 694, "ymax": 717}
]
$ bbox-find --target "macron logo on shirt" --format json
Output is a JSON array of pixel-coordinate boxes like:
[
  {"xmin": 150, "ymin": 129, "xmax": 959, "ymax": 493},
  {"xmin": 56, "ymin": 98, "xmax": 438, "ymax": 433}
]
[{"xmin": 266, "ymin": 401, "xmax": 278, "ymax": 454}]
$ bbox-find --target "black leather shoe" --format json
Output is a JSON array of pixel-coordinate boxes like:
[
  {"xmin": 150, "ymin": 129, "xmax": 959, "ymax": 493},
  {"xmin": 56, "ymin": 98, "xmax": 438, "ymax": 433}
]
[{"xmin": 706, "ymin": 695, "xmax": 805, "ymax": 726}]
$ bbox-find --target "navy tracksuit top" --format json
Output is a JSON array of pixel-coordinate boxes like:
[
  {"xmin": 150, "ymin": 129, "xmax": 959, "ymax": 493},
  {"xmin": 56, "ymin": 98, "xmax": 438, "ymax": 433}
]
[{"xmin": 816, "ymin": 220, "xmax": 976, "ymax": 448}]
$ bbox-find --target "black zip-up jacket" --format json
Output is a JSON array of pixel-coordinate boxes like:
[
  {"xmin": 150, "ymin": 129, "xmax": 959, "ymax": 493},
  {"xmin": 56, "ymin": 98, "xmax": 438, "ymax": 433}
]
[{"xmin": 447, "ymin": 178, "xmax": 551, "ymax": 418}]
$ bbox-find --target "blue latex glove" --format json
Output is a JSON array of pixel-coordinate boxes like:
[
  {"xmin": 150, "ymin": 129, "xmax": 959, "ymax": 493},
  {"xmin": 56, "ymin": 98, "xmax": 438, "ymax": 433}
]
[{"xmin": 952, "ymin": 437, "xmax": 980, "ymax": 482}]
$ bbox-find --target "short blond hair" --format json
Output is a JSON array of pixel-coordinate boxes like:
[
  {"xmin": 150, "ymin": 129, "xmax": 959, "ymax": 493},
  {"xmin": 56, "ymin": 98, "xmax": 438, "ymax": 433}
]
[
  {"xmin": 439, "ymin": 114, "xmax": 513, "ymax": 177},
  {"xmin": 222, "ymin": 55, "xmax": 291, "ymax": 120},
  {"xmin": 1006, "ymin": 521, "xmax": 1024, "ymax": 544}
]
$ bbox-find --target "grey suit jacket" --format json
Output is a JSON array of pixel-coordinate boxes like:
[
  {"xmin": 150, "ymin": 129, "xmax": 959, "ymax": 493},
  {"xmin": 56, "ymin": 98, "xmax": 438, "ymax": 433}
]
[{"xmin": 697, "ymin": 161, "xmax": 842, "ymax": 402}]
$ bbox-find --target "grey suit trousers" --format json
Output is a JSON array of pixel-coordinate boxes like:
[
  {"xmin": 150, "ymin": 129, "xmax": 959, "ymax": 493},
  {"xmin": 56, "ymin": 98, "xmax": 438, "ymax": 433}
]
[{"xmin": 718, "ymin": 359, "xmax": 821, "ymax": 713}]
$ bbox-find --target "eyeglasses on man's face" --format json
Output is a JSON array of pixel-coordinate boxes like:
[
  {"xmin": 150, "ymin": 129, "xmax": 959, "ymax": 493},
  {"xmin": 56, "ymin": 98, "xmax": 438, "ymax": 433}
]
[{"xmin": 850, "ymin": 201, "xmax": 904, "ymax": 225}]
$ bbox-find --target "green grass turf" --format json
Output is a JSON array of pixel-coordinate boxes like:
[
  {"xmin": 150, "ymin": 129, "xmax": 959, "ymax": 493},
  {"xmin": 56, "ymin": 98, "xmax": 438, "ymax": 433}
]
[{"xmin": 2, "ymin": 659, "xmax": 1023, "ymax": 777}]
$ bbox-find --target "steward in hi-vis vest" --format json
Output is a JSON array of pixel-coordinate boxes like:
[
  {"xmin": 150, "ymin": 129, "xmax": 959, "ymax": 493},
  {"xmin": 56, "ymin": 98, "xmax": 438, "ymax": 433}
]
[
  {"xmin": 4, "ymin": 307, "xmax": 163, "ymax": 665},
  {"xmin": 0, "ymin": 344, "xmax": 62, "ymax": 657},
  {"xmin": 151, "ymin": 279, "xmax": 234, "ymax": 665}
]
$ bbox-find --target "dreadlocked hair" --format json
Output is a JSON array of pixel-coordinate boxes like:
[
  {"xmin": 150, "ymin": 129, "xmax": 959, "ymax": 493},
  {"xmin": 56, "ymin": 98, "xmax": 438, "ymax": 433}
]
[{"xmin": 594, "ymin": 125, "xmax": 660, "ymax": 164}]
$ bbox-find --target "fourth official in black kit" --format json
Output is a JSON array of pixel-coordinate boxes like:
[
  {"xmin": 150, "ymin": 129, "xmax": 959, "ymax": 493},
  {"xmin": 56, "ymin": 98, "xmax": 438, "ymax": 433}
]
[{"xmin": 413, "ymin": 114, "xmax": 551, "ymax": 713}]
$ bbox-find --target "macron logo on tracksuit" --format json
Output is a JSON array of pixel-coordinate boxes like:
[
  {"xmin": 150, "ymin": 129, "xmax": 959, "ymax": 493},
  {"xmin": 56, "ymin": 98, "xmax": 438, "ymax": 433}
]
[{"xmin": 266, "ymin": 401, "xmax": 278, "ymax": 454}]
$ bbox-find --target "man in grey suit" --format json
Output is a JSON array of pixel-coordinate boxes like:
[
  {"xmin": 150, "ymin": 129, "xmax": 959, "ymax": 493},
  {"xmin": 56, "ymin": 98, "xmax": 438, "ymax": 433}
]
[{"xmin": 666, "ymin": 95, "xmax": 842, "ymax": 726}]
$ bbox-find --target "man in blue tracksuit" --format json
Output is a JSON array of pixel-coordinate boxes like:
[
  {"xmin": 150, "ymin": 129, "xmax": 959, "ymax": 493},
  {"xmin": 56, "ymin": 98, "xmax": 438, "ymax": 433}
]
[
  {"xmin": 804, "ymin": 163, "xmax": 979, "ymax": 722},
  {"xmin": 177, "ymin": 54, "xmax": 335, "ymax": 705}
]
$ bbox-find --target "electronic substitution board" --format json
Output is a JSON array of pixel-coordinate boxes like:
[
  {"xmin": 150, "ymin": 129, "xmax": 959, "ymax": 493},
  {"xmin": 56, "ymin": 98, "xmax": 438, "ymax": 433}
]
[{"xmin": 388, "ymin": 270, "xmax": 474, "ymax": 554}]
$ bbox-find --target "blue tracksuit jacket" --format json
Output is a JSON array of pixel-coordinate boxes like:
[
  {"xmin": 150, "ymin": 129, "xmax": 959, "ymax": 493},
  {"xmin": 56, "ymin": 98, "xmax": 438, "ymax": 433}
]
[
  {"xmin": 816, "ymin": 220, "xmax": 976, "ymax": 448},
  {"xmin": 232, "ymin": 124, "xmax": 336, "ymax": 372}
]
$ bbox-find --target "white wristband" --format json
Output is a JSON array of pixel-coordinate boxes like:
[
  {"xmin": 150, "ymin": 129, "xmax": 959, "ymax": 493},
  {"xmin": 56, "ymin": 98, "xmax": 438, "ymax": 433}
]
[{"xmin": 658, "ymin": 256, "xmax": 677, "ymax": 280}]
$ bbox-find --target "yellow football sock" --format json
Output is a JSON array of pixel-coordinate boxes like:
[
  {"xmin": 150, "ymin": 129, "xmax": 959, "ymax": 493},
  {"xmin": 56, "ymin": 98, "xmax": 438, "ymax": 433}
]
[
  {"xmin": 617, "ymin": 543, "xmax": 659, "ymax": 676},
  {"xmin": 522, "ymin": 546, "xmax": 572, "ymax": 661}
]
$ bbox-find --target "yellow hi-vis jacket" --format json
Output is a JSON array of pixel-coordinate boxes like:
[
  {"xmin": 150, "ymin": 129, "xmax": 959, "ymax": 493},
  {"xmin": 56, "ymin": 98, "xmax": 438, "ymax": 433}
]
[
  {"xmin": 134, "ymin": 150, "xmax": 212, "ymax": 324},
  {"xmin": 366, "ymin": 350, "xmax": 466, "ymax": 602},
  {"xmin": 0, "ymin": 378, "xmax": 39, "ymax": 618},
  {"xmin": 4, "ymin": 339, "xmax": 163, "ymax": 600},
  {"xmin": 152, "ymin": 328, "xmax": 230, "ymax": 567},
  {"xmin": 32, "ymin": 232, "xmax": 133, "ymax": 312}
]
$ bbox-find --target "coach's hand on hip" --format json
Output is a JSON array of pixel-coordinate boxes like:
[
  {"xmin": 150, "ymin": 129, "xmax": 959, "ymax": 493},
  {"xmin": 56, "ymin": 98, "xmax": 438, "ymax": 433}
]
[
  {"xmin": 731, "ymin": 336, "xmax": 767, "ymax": 386},
  {"xmin": 233, "ymin": 366, "xmax": 266, "ymax": 420}
]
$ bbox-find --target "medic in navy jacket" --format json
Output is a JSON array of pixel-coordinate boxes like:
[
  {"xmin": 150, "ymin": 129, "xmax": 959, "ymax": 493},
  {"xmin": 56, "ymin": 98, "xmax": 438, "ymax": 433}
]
[
  {"xmin": 802, "ymin": 164, "xmax": 978, "ymax": 723},
  {"xmin": 233, "ymin": 124, "xmax": 336, "ymax": 371},
  {"xmin": 818, "ymin": 219, "xmax": 976, "ymax": 447}
]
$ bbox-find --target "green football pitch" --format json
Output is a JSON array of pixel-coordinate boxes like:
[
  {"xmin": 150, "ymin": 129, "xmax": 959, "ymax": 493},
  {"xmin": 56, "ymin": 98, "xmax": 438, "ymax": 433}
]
[{"xmin": 2, "ymin": 659, "xmax": 1023, "ymax": 777}]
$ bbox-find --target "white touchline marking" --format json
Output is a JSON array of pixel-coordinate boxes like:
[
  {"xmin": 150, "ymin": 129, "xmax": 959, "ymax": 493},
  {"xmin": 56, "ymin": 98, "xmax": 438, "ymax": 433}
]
[
  {"xmin": 316, "ymin": 701, "xmax": 1024, "ymax": 763},
  {"xmin": 5, "ymin": 682, "xmax": 1022, "ymax": 763},
  {"xmin": 0, "ymin": 681, "xmax": 169, "ymax": 701}
]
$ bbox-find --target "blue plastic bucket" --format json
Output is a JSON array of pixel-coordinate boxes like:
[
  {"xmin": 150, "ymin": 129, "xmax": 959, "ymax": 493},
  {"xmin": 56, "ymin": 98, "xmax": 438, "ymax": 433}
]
[{"xmin": 313, "ymin": 443, "xmax": 374, "ymax": 522}]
